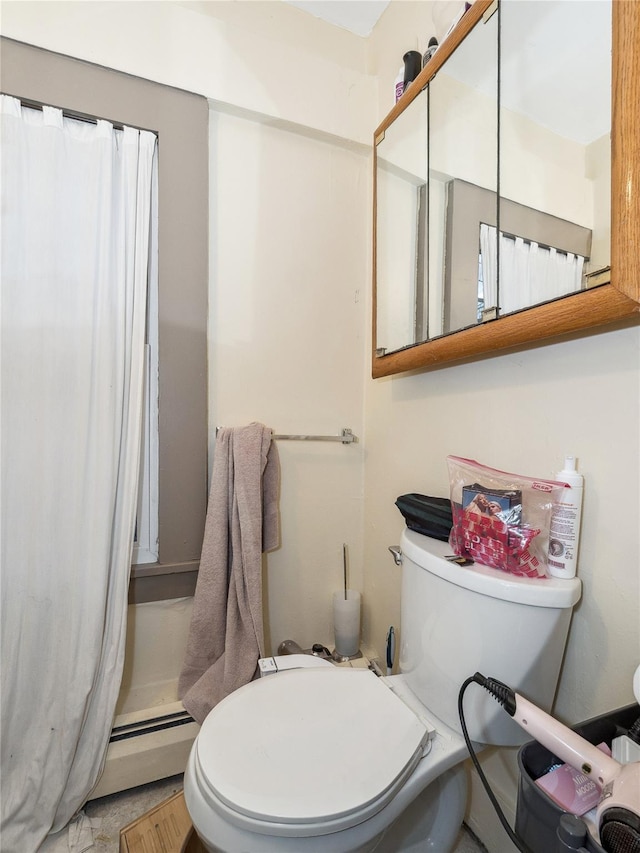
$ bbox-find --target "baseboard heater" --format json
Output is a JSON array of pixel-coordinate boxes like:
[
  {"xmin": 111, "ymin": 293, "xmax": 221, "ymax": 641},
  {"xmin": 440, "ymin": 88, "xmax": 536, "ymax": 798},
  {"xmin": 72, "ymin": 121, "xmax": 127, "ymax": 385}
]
[
  {"xmin": 89, "ymin": 700, "xmax": 200, "ymax": 801},
  {"xmin": 109, "ymin": 708, "xmax": 194, "ymax": 743}
]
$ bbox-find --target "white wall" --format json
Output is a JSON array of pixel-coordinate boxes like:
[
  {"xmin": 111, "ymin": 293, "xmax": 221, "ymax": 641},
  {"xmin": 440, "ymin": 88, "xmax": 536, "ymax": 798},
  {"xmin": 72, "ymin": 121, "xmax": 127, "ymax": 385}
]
[
  {"xmin": 362, "ymin": 322, "xmax": 640, "ymax": 845},
  {"xmin": 117, "ymin": 598, "xmax": 194, "ymax": 714},
  {"xmin": 209, "ymin": 107, "xmax": 369, "ymax": 651},
  {"xmin": 586, "ymin": 133, "xmax": 612, "ymax": 272},
  {"xmin": 0, "ymin": 0, "xmax": 374, "ymax": 144},
  {"xmin": 501, "ymin": 107, "xmax": 594, "ymax": 229}
]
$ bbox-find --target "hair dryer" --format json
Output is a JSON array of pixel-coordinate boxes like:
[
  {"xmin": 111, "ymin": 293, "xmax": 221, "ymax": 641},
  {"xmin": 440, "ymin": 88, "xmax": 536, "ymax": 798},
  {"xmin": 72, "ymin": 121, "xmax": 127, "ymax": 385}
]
[{"xmin": 471, "ymin": 672, "xmax": 640, "ymax": 853}]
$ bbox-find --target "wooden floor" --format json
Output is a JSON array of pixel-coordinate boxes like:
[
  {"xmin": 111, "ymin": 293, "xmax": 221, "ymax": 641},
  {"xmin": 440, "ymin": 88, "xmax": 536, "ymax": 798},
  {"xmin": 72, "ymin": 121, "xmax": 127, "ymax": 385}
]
[{"xmin": 119, "ymin": 790, "xmax": 200, "ymax": 853}]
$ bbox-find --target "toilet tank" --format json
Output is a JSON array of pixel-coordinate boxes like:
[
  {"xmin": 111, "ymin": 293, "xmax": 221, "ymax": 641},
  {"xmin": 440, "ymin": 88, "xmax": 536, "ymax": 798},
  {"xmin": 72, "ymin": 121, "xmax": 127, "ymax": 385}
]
[{"xmin": 398, "ymin": 528, "xmax": 581, "ymax": 746}]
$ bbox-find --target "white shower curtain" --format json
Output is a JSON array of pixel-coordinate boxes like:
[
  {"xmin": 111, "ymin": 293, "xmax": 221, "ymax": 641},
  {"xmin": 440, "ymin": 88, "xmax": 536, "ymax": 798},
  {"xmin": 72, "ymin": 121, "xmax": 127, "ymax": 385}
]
[
  {"xmin": 480, "ymin": 223, "xmax": 584, "ymax": 317},
  {"xmin": 479, "ymin": 222, "xmax": 498, "ymax": 311},
  {"xmin": 0, "ymin": 96, "xmax": 157, "ymax": 852},
  {"xmin": 500, "ymin": 235, "xmax": 584, "ymax": 314}
]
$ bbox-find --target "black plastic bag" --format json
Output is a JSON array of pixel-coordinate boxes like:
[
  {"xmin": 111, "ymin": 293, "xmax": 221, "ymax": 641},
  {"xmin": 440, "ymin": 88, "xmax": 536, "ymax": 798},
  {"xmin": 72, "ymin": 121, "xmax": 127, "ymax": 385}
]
[{"xmin": 395, "ymin": 494, "xmax": 453, "ymax": 541}]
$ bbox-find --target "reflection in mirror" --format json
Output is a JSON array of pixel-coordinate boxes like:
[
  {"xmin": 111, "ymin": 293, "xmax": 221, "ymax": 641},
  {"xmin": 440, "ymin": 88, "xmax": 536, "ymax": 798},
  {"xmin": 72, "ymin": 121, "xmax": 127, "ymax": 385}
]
[
  {"xmin": 372, "ymin": 0, "xmax": 638, "ymax": 378},
  {"xmin": 375, "ymin": 90, "xmax": 427, "ymax": 355},
  {"xmin": 497, "ymin": 0, "xmax": 611, "ymax": 316},
  {"xmin": 429, "ymin": 6, "xmax": 499, "ymax": 336}
]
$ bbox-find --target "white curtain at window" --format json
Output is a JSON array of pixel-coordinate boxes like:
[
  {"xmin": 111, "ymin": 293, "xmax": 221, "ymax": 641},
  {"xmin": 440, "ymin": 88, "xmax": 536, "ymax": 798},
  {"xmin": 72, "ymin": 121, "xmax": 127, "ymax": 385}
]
[
  {"xmin": 1, "ymin": 95, "xmax": 157, "ymax": 851},
  {"xmin": 480, "ymin": 224, "xmax": 584, "ymax": 317},
  {"xmin": 479, "ymin": 222, "xmax": 498, "ymax": 310},
  {"xmin": 500, "ymin": 234, "xmax": 534, "ymax": 314},
  {"xmin": 500, "ymin": 235, "xmax": 584, "ymax": 315}
]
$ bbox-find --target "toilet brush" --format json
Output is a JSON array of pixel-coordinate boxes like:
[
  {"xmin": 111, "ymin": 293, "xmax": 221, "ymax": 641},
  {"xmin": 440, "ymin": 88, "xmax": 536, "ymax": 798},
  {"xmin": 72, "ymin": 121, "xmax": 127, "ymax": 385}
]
[
  {"xmin": 332, "ymin": 544, "xmax": 362, "ymax": 661},
  {"xmin": 343, "ymin": 543, "xmax": 348, "ymax": 599}
]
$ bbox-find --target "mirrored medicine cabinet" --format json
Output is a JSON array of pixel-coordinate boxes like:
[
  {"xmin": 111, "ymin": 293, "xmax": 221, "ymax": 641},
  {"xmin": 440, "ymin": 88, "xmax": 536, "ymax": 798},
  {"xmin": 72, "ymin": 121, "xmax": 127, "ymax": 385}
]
[{"xmin": 373, "ymin": 0, "xmax": 640, "ymax": 377}]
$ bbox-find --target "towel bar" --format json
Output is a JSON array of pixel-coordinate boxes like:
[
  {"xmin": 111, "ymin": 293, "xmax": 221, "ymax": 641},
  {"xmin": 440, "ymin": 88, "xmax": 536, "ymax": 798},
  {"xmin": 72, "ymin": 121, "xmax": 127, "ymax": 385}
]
[
  {"xmin": 216, "ymin": 427, "xmax": 357, "ymax": 444},
  {"xmin": 272, "ymin": 428, "xmax": 356, "ymax": 444}
]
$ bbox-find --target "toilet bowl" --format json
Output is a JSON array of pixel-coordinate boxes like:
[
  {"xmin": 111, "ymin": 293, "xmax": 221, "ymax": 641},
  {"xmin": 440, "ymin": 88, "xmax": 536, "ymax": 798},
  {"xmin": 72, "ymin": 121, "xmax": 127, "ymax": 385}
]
[
  {"xmin": 184, "ymin": 667, "xmax": 469, "ymax": 853},
  {"xmin": 184, "ymin": 529, "xmax": 581, "ymax": 852}
]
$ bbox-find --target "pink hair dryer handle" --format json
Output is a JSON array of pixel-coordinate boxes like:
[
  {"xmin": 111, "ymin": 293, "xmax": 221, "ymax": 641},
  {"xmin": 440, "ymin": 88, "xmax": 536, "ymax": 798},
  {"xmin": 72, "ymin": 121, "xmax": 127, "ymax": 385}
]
[{"xmin": 514, "ymin": 693, "xmax": 621, "ymax": 788}]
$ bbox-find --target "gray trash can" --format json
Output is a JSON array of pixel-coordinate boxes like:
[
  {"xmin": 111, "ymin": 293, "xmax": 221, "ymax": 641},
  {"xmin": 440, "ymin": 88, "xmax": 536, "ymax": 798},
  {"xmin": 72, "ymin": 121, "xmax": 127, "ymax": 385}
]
[{"xmin": 515, "ymin": 703, "xmax": 639, "ymax": 853}]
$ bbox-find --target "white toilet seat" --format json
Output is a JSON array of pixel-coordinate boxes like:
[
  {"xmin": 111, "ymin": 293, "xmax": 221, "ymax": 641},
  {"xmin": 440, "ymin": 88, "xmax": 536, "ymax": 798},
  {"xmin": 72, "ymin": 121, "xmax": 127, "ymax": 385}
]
[{"xmin": 193, "ymin": 667, "xmax": 433, "ymax": 837}]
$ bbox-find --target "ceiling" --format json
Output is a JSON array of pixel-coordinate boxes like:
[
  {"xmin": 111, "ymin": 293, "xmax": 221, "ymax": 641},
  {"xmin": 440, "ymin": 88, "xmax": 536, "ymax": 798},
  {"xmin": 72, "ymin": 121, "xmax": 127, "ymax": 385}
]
[{"xmin": 284, "ymin": 0, "xmax": 390, "ymax": 37}]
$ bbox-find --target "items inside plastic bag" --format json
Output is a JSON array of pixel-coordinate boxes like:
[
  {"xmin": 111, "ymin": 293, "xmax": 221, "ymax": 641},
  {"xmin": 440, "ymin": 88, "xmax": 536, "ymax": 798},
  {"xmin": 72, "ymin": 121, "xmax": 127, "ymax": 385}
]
[{"xmin": 447, "ymin": 456, "xmax": 568, "ymax": 578}]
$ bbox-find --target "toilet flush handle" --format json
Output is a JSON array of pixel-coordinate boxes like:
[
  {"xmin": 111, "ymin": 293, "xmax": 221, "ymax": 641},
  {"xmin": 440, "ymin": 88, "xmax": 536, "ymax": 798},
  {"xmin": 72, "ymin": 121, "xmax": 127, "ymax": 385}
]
[{"xmin": 388, "ymin": 546, "xmax": 402, "ymax": 566}]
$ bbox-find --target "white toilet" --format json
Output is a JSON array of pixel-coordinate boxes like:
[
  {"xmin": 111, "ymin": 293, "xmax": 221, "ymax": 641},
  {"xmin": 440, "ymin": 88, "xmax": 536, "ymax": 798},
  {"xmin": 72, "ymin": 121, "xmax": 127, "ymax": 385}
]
[{"xmin": 184, "ymin": 528, "xmax": 581, "ymax": 853}]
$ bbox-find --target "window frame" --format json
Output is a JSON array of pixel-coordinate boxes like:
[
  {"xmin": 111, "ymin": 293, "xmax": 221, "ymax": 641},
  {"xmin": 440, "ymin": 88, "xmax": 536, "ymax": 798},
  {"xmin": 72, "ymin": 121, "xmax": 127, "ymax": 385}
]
[{"xmin": 2, "ymin": 37, "xmax": 209, "ymax": 602}]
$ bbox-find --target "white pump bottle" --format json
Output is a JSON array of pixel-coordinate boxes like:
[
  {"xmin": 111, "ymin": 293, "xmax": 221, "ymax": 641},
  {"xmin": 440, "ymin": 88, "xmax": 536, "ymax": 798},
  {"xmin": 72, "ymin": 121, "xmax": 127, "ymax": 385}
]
[{"xmin": 548, "ymin": 456, "xmax": 583, "ymax": 579}]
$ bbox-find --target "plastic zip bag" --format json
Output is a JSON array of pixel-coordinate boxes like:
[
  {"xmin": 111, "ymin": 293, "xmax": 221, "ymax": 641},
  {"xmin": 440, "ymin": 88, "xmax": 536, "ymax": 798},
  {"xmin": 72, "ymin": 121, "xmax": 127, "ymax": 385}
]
[{"xmin": 447, "ymin": 456, "xmax": 568, "ymax": 577}]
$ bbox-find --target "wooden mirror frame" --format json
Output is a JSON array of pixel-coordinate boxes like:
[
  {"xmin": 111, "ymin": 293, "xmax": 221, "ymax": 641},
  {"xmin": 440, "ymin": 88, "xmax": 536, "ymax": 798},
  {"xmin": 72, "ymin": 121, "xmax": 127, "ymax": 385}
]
[{"xmin": 372, "ymin": 0, "xmax": 640, "ymax": 378}]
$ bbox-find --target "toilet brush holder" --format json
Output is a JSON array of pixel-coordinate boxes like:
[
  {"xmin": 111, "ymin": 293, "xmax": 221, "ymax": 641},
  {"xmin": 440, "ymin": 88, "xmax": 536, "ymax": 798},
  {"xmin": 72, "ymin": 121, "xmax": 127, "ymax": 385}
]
[{"xmin": 332, "ymin": 589, "xmax": 362, "ymax": 662}]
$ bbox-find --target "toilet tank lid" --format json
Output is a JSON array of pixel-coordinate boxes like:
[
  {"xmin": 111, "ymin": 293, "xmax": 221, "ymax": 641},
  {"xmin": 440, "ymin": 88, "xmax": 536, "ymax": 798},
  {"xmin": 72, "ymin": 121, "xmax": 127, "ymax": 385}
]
[{"xmin": 400, "ymin": 528, "xmax": 581, "ymax": 608}]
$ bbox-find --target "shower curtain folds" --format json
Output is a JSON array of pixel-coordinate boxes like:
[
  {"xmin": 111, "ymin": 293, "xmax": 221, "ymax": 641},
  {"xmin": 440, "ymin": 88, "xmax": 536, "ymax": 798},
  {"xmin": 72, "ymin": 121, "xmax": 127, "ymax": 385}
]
[
  {"xmin": 480, "ymin": 223, "xmax": 584, "ymax": 316},
  {"xmin": 0, "ymin": 95, "xmax": 157, "ymax": 852}
]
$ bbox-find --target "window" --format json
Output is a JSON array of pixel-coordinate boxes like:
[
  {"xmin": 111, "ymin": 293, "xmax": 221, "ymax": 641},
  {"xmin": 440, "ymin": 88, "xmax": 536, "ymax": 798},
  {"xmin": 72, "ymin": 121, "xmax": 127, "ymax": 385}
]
[
  {"xmin": 133, "ymin": 175, "xmax": 159, "ymax": 565},
  {"xmin": 2, "ymin": 38, "xmax": 209, "ymax": 600}
]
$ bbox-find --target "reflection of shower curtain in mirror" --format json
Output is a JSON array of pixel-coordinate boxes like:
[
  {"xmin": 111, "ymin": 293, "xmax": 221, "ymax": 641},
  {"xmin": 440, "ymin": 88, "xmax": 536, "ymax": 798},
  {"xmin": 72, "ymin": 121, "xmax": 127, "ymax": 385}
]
[
  {"xmin": 480, "ymin": 224, "xmax": 584, "ymax": 316},
  {"xmin": 0, "ymin": 95, "xmax": 157, "ymax": 851},
  {"xmin": 479, "ymin": 223, "xmax": 498, "ymax": 313}
]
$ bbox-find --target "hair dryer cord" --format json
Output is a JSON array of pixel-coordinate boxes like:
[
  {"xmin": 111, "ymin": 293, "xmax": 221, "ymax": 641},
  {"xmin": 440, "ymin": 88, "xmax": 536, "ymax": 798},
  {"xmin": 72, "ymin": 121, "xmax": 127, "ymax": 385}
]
[{"xmin": 458, "ymin": 675, "xmax": 534, "ymax": 853}]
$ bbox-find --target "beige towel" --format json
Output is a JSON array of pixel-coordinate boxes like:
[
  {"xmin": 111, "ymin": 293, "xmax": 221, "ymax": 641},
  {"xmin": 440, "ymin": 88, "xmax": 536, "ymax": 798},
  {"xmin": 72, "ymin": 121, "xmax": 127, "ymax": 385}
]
[{"xmin": 178, "ymin": 423, "xmax": 280, "ymax": 724}]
